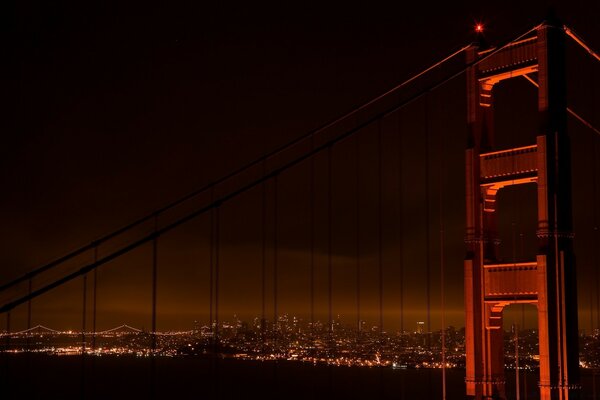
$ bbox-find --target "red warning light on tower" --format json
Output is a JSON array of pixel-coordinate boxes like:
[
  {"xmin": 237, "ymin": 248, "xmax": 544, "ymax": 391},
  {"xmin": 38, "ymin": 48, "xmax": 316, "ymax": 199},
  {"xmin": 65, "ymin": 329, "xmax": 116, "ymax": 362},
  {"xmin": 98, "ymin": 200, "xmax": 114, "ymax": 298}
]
[{"xmin": 475, "ymin": 23, "xmax": 484, "ymax": 33}]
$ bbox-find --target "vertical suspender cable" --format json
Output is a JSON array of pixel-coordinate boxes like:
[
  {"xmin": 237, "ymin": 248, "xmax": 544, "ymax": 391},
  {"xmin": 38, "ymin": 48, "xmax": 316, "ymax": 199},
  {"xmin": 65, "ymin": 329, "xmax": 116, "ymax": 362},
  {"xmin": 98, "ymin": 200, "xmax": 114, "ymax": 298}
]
[
  {"xmin": 327, "ymin": 146, "xmax": 333, "ymax": 346},
  {"xmin": 591, "ymin": 65, "xmax": 599, "ymax": 334},
  {"xmin": 261, "ymin": 163, "xmax": 267, "ymax": 349},
  {"xmin": 273, "ymin": 175, "xmax": 279, "ymax": 346},
  {"xmin": 26, "ymin": 278, "xmax": 31, "ymax": 349},
  {"xmin": 5, "ymin": 312, "xmax": 9, "ymax": 349},
  {"xmin": 150, "ymin": 214, "xmax": 158, "ymax": 399},
  {"xmin": 377, "ymin": 118, "xmax": 385, "ymax": 399},
  {"xmin": 92, "ymin": 247, "xmax": 97, "ymax": 350},
  {"xmin": 82, "ymin": 274, "xmax": 87, "ymax": 352},
  {"xmin": 352, "ymin": 130, "xmax": 362, "ymax": 393},
  {"xmin": 151, "ymin": 215, "xmax": 158, "ymax": 352},
  {"xmin": 592, "ymin": 277, "xmax": 596, "ymax": 333},
  {"xmin": 594, "ymin": 60, "xmax": 599, "ymax": 400},
  {"xmin": 424, "ymin": 95, "xmax": 431, "ymax": 346},
  {"xmin": 215, "ymin": 205, "xmax": 220, "ymax": 344},
  {"xmin": 27, "ymin": 279, "xmax": 32, "ymax": 334},
  {"xmin": 209, "ymin": 191, "xmax": 214, "ymax": 339},
  {"xmin": 355, "ymin": 134, "xmax": 361, "ymax": 336},
  {"xmin": 207, "ymin": 192, "xmax": 215, "ymax": 397},
  {"xmin": 438, "ymin": 99, "xmax": 446, "ymax": 400},
  {"xmin": 212, "ymin": 203, "xmax": 221, "ymax": 399},
  {"xmin": 424, "ymin": 94, "xmax": 433, "ymax": 398},
  {"xmin": 310, "ymin": 137, "xmax": 316, "ymax": 343},
  {"xmin": 272, "ymin": 173, "xmax": 280, "ymax": 399},
  {"xmin": 594, "ymin": 81, "xmax": 599, "ymax": 333},
  {"xmin": 326, "ymin": 144, "xmax": 334, "ymax": 396},
  {"xmin": 377, "ymin": 119, "xmax": 384, "ymax": 338},
  {"xmin": 397, "ymin": 112, "xmax": 404, "ymax": 335},
  {"xmin": 583, "ymin": 141, "xmax": 595, "ymax": 333},
  {"xmin": 395, "ymin": 110, "xmax": 405, "ymax": 400},
  {"xmin": 91, "ymin": 247, "xmax": 97, "ymax": 396},
  {"xmin": 81, "ymin": 271, "xmax": 87, "ymax": 397}
]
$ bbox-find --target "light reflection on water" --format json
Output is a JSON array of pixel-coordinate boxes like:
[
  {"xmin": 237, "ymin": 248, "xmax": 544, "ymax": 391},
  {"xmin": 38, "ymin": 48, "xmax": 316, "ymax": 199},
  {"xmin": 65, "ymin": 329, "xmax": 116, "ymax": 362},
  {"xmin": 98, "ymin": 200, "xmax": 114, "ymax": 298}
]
[{"xmin": 0, "ymin": 354, "xmax": 598, "ymax": 399}]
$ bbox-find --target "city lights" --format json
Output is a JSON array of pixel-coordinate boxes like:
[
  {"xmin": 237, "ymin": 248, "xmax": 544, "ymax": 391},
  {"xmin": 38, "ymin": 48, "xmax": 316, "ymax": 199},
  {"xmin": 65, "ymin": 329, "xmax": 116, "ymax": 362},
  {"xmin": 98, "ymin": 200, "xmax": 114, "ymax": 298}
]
[{"xmin": 3, "ymin": 316, "xmax": 599, "ymax": 371}]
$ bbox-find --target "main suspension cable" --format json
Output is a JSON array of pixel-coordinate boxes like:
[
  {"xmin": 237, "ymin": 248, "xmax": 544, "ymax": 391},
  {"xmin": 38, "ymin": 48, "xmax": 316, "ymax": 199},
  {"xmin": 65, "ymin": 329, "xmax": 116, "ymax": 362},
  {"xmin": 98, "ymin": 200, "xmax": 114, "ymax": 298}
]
[
  {"xmin": 564, "ymin": 25, "xmax": 600, "ymax": 63},
  {"xmin": 522, "ymin": 74, "xmax": 600, "ymax": 137},
  {"xmin": 0, "ymin": 23, "xmax": 546, "ymax": 313}
]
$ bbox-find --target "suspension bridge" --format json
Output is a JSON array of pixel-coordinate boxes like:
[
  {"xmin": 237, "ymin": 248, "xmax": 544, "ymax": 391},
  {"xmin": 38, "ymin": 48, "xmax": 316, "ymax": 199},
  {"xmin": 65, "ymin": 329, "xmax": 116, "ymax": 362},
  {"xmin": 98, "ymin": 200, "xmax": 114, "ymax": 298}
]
[{"xmin": 2, "ymin": 18, "xmax": 600, "ymax": 400}]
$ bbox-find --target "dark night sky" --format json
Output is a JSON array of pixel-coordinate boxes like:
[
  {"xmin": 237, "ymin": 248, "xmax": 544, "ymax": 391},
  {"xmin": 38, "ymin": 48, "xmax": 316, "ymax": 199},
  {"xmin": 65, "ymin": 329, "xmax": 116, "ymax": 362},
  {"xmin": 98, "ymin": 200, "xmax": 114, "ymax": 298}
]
[{"xmin": 3, "ymin": 1, "xmax": 600, "ymax": 332}]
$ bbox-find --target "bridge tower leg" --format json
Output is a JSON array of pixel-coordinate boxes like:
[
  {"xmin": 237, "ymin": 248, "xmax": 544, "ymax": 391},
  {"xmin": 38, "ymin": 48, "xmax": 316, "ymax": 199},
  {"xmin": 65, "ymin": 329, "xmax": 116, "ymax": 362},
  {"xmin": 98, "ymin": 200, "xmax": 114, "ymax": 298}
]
[{"xmin": 464, "ymin": 22, "xmax": 580, "ymax": 400}]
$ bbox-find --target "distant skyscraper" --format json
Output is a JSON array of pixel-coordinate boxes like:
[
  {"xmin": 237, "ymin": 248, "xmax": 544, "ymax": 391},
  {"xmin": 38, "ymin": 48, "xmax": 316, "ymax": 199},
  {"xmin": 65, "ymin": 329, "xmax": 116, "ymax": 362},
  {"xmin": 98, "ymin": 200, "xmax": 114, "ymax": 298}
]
[{"xmin": 416, "ymin": 321, "xmax": 425, "ymax": 334}]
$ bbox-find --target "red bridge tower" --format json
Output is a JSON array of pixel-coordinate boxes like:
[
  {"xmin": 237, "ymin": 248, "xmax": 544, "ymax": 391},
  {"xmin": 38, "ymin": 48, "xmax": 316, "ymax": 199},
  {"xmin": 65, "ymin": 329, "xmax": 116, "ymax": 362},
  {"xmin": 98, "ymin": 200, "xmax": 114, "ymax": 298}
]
[{"xmin": 464, "ymin": 22, "xmax": 580, "ymax": 399}]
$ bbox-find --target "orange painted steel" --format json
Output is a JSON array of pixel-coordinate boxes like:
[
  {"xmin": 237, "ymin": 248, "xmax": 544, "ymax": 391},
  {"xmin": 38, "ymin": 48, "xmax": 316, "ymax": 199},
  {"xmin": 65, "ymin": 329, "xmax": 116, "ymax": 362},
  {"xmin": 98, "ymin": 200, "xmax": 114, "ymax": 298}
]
[{"xmin": 464, "ymin": 23, "xmax": 580, "ymax": 400}]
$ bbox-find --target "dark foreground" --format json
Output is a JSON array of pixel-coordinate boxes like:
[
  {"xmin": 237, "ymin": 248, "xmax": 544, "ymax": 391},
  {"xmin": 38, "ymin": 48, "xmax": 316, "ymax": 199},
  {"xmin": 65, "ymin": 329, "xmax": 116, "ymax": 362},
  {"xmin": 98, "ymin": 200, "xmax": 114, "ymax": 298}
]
[{"xmin": 1, "ymin": 354, "xmax": 599, "ymax": 399}]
